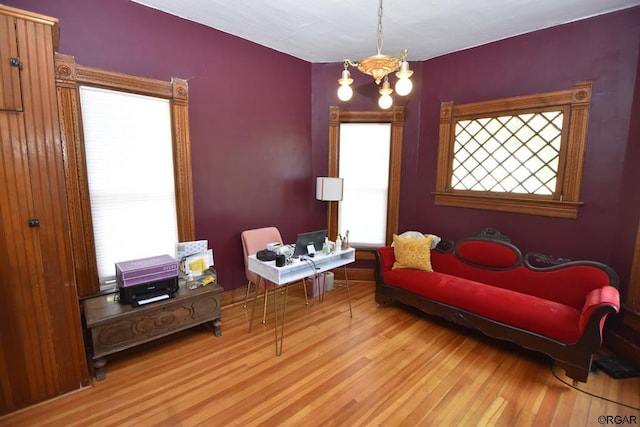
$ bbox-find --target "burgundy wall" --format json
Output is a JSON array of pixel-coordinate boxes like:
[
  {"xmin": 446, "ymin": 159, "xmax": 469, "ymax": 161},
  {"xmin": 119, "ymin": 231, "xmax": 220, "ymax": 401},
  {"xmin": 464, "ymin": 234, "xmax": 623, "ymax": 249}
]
[
  {"xmin": 613, "ymin": 35, "xmax": 640, "ymax": 288},
  {"xmin": 6, "ymin": 1, "xmax": 640, "ymax": 300},
  {"xmin": 5, "ymin": 0, "xmax": 314, "ymax": 289},
  {"xmin": 313, "ymin": 8, "xmax": 640, "ymax": 301},
  {"xmin": 414, "ymin": 8, "xmax": 640, "ymax": 300},
  {"xmin": 311, "ymin": 61, "xmax": 425, "ymax": 231}
]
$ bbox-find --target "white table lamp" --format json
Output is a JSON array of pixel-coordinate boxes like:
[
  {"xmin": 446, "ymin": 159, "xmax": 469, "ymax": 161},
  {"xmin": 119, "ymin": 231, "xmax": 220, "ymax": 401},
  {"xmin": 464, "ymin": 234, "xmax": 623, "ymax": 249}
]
[{"xmin": 316, "ymin": 177, "xmax": 344, "ymax": 201}]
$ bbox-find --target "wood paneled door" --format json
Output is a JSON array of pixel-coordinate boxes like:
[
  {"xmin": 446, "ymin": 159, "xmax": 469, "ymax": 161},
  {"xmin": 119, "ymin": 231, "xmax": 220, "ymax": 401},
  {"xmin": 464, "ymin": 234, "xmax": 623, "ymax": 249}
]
[{"xmin": 0, "ymin": 5, "xmax": 89, "ymax": 415}]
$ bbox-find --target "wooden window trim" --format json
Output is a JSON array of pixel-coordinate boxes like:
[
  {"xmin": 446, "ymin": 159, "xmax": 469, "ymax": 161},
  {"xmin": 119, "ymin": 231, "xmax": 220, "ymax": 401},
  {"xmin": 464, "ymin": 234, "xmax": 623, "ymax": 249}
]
[
  {"xmin": 623, "ymin": 220, "xmax": 640, "ymax": 330},
  {"xmin": 55, "ymin": 53, "xmax": 195, "ymax": 297},
  {"xmin": 434, "ymin": 81, "xmax": 592, "ymax": 219},
  {"xmin": 328, "ymin": 106, "xmax": 404, "ymax": 260}
]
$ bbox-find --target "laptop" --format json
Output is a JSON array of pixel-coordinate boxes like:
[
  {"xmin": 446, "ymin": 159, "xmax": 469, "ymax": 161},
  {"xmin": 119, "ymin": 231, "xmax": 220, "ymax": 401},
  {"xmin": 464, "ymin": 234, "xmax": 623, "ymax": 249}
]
[{"xmin": 292, "ymin": 229, "xmax": 328, "ymax": 257}]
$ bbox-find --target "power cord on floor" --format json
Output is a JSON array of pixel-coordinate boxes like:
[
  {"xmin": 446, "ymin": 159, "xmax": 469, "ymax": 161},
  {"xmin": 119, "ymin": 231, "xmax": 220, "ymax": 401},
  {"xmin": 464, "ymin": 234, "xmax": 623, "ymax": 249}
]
[{"xmin": 551, "ymin": 363, "xmax": 640, "ymax": 411}]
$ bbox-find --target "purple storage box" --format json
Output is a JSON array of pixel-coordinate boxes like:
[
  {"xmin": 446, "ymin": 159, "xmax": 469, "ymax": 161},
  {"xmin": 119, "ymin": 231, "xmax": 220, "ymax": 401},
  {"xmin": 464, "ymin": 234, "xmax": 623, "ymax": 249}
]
[{"xmin": 116, "ymin": 254, "xmax": 178, "ymax": 287}]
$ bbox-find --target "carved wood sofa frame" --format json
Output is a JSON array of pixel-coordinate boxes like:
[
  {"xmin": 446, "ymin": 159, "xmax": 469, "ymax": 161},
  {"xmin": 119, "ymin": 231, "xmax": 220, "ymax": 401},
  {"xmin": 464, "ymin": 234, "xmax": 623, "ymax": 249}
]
[{"xmin": 374, "ymin": 229, "xmax": 620, "ymax": 383}]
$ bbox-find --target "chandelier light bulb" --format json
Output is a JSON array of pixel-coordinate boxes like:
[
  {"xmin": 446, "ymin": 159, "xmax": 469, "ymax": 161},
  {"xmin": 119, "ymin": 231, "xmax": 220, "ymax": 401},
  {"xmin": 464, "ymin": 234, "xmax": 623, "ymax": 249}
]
[
  {"xmin": 378, "ymin": 78, "xmax": 393, "ymax": 109},
  {"xmin": 378, "ymin": 93, "xmax": 393, "ymax": 109},
  {"xmin": 395, "ymin": 60, "xmax": 414, "ymax": 96},
  {"xmin": 337, "ymin": 68, "xmax": 354, "ymax": 101},
  {"xmin": 338, "ymin": 84, "xmax": 353, "ymax": 101},
  {"xmin": 395, "ymin": 77, "xmax": 413, "ymax": 96}
]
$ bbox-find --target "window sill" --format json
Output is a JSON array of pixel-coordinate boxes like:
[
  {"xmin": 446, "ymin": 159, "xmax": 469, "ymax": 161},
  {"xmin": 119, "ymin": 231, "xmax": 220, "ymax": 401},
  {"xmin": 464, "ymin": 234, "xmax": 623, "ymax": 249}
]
[
  {"xmin": 355, "ymin": 248, "xmax": 377, "ymax": 260},
  {"xmin": 433, "ymin": 192, "xmax": 583, "ymax": 219}
]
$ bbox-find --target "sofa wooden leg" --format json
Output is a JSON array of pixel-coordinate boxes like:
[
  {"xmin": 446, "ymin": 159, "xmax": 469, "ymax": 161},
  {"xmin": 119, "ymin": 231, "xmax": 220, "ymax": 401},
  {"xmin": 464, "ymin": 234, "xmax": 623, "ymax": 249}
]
[
  {"xmin": 375, "ymin": 295, "xmax": 392, "ymax": 306},
  {"xmin": 557, "ymin": 361, "xmax": 589, "ymax": 384}
]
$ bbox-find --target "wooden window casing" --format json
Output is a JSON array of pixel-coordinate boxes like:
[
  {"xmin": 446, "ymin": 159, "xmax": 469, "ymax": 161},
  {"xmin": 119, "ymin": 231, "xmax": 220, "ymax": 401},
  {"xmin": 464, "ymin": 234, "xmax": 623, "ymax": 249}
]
[
  {"xmin": 55, "ymin": 53, "xmax": 195, "ymax": 297},
  {"xmin": 624, "ymin": 221, "xmax": 640, "ymax": 331},
  {"xmin": 328, "ymin": 106, "xmax": 404, "ymax": 260},
  {"xmin": 434, "ymin": 81, "xmax": 592, "ymax": 218}
]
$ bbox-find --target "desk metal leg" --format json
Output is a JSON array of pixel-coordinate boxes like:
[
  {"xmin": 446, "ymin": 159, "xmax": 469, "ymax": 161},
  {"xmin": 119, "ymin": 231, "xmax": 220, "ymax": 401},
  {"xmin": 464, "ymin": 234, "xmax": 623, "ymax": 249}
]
[
  {"xmin": 248, "ymin": 276, "xmax": 263, "ymax": 332},
  {"xmin": 262, "ymin": 284, "xmax": 269, "ymax": 324},
  {"xmin": 302, "ymin": 278, "xmax": 309, "ymax": 306},
  {"xmin": 274, "ymin": 283, "xmax": 289, "ymax": 356},
  {"xmin": 248, "ymin": 278, "xmax": 290, "ymax": 356},
  {"xmin": 317, "ymin": 267, "xmax": 352, "ymax": 317}
]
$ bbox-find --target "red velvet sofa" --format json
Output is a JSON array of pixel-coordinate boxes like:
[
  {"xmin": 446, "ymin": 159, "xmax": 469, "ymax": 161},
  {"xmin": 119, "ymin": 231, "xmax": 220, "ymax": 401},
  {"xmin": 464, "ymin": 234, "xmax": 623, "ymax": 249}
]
[{"xmin": 374, "ymin": 229, "xmax": 620, "ymax": 383}]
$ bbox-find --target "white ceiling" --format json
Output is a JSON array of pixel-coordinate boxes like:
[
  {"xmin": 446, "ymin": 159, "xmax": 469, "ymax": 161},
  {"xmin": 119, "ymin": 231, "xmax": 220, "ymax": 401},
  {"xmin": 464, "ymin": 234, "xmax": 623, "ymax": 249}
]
[{"xmin": 132, "ymin": 0, "xmax": 640, "ymax": 63}]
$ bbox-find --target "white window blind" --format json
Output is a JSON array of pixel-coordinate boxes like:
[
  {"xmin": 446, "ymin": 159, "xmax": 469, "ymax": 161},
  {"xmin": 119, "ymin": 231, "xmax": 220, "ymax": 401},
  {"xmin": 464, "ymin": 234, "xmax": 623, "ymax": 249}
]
[
  {"xmin": 338, "ymin": 123, "xmax": 391, "ymax": 248},
  {"xmin": 79, "ymin": 86, "xmax": 178, "ymax": 288}
]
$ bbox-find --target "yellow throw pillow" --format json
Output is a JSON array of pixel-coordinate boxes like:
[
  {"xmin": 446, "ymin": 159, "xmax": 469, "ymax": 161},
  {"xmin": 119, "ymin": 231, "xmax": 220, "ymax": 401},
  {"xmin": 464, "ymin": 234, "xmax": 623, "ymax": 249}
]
[{"xmin": 392, "ymin": 234, "xmax": 433, "ymax": 271}]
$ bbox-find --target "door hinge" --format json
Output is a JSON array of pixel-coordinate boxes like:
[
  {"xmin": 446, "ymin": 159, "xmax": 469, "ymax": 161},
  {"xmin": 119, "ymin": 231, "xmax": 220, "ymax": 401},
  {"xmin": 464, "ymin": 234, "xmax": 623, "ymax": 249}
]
[{"xmin": 10, "ymin": 57, "xmax": 23, "ymax": 70}]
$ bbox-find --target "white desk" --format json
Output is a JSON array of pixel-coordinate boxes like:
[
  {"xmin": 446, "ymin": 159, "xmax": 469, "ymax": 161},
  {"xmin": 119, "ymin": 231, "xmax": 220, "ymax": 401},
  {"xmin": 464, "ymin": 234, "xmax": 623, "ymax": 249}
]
[{"xmin": 248, "ymin": 247, "xmax": 355, "ymax": 355}]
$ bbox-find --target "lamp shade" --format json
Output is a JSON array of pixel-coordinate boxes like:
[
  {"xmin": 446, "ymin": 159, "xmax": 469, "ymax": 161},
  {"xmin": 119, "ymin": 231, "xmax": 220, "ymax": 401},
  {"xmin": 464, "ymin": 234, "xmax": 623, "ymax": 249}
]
[{"xmin": 316, "ymin": 177, "xmax": 344, "ymax": 201}]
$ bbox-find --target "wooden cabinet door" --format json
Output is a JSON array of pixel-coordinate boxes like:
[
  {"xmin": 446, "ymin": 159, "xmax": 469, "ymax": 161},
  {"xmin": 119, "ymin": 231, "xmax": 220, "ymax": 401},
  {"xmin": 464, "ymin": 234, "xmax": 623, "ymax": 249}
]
[
  {"xmin": 0, "ymin": 106, "xmax": 55, "ymax": 413},
  {"xmin": 0, "ymin": 6, "xmax": 89, "ymax": 415},
  {"xmin": 0, "ymin": 14, "xmax": 23, "ymax": 111}
]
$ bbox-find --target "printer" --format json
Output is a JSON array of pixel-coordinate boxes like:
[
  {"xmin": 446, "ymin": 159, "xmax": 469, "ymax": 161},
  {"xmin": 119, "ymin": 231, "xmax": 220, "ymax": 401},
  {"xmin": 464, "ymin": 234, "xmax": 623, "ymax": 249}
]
[{"xmin": 115, "ymin": 254, "xmax": 179, "ymax": 306}]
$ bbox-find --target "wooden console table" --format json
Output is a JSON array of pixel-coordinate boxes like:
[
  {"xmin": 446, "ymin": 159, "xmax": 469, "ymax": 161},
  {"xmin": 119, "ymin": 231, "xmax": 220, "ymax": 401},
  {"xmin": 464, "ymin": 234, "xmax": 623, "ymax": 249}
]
[{"xmin": 83, "ymin": 283, "xmax": 222, "ymax": 380}]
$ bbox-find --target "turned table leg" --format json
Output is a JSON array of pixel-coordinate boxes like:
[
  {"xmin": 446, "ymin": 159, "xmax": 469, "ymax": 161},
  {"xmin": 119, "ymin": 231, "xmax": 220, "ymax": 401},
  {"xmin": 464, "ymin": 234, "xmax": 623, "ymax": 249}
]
[
  {"xmin": 213, "ymin": 318, "xmax": 222, "ymax": 337},
  {"xmin": 209, "ymin": 318, "xmax": 222, "ymax": 337},
  {"xmin": 93, "ymin": 358, "xmax": 107, "ymax": 381}
]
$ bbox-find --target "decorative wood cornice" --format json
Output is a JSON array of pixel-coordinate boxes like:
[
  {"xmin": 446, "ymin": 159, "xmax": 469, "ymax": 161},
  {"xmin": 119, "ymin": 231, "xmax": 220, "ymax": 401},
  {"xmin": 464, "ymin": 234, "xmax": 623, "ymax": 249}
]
[
  {"xmin": 449, "ymin": 81, "xmax": 591, "ymax": 117},
  {"xmin": 0, "ymin": 4, "xmax": 59, "ymax": 50},
  {"xmin": 54, "ymin": 53, "xmax": 75, "ymax": 83},
  {"xmin": 329, "ymin": 106, "xmax": 403, "ymax": 123},
  {"xmin": 172, "ymin": 77, "xmax": 189, "ymax": 106}
]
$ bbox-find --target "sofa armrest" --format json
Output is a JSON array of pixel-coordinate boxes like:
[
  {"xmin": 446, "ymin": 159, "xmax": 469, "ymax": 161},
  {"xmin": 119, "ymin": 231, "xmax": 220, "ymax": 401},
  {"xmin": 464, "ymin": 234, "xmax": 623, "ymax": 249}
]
[
  {"xmin": 376, "ymin": 246, "xmax": 396, "ymax": 272},
  {"xmin": 578, "ymin": 286, "xmax": 620, "ymax": 340}
]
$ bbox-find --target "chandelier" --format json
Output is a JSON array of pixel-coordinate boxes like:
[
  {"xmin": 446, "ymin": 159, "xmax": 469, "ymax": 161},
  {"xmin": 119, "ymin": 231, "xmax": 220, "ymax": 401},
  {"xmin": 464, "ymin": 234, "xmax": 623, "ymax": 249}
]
[{"xmin": 337, "ymin": 0, "xmax": 413, "ymax": 109}]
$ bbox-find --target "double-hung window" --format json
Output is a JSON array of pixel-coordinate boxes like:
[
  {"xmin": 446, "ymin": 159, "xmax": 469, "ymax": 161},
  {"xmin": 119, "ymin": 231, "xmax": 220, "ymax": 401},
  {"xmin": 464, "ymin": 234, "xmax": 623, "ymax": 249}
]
[
  {"xmin": 79, "ymin": 86, "xmax": 179, "ymax": 289},
  {"xmin": 338, "ymin": 122, "xmax": 391, "ymax": 248},
  {"xmin": 434, "ymin": 81, "xmax": 592, "ymax": 218},
  {"xmin": 55, "ymin": 55, "xmax": 195, "ymax": 296},
  {"xmin": 328, "ymin": 106, "xmax": 404, "ymax": 259}
]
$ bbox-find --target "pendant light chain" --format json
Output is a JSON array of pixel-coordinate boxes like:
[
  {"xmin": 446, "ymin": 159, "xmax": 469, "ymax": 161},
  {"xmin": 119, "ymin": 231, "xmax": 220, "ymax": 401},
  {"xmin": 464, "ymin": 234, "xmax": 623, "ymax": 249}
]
[{"xmin": 376, "ymin": 0, "xmax": 384, "ymax": 55}]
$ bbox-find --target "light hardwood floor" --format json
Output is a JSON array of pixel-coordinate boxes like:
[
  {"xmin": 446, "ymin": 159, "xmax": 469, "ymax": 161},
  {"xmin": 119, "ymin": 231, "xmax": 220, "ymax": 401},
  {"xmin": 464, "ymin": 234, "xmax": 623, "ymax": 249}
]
[{"xmin": 2, "ymin": 281, "xmax": 639, "ymax": 426}]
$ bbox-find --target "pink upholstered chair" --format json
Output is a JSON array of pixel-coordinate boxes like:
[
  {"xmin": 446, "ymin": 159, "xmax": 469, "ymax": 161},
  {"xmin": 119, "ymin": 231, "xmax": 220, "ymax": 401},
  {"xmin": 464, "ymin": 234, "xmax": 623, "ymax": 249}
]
[{"xmin": 241, "ymin": 226, "xmax": 308, "ymax": 323}]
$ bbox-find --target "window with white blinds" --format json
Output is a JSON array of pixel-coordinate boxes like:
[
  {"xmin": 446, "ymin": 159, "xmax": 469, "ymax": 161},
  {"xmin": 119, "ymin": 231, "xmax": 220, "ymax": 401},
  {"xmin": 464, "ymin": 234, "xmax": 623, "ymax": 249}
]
[
  {"xmin": 79, "ymin": 86, "xmax": 179, "ymax": 288},
  {"xmin": 338, "ymin": 123, "xmax": 391, "ymax": 248}
]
